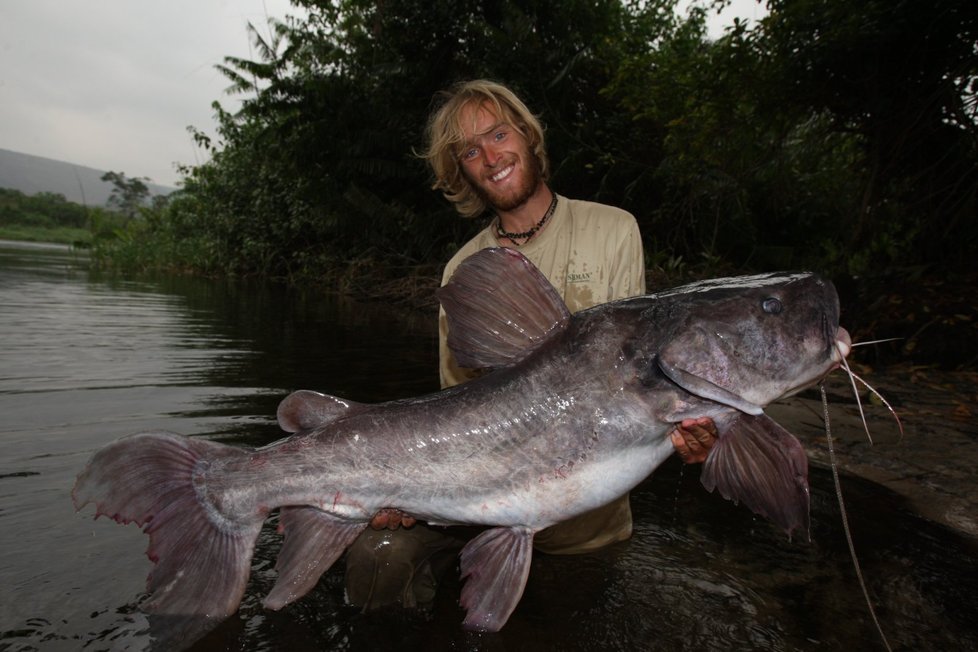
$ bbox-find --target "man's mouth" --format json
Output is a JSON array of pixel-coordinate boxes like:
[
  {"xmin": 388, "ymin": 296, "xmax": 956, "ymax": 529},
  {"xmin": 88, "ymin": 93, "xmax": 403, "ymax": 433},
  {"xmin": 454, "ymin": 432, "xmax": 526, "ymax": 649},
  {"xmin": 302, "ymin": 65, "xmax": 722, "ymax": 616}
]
[{"xmin": 489, "ymin": 164, "xmax": 515, "ymax": 183}]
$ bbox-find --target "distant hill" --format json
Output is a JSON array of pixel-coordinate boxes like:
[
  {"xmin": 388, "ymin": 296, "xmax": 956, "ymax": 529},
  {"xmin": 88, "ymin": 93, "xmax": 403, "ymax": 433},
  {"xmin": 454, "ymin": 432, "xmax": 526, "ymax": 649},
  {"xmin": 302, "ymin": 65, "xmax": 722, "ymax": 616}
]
[{"xmin": 0, "ymin": 148, "xmax": 176, "ymax": 207}]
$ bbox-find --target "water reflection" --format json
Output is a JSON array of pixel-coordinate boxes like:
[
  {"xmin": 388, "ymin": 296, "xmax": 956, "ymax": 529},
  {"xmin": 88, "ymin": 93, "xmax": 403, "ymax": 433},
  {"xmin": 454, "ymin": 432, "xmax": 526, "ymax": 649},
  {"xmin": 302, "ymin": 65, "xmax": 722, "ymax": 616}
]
[{"xmin": 0, "ymin": 241, "xmax": 976, "ymax": 651}]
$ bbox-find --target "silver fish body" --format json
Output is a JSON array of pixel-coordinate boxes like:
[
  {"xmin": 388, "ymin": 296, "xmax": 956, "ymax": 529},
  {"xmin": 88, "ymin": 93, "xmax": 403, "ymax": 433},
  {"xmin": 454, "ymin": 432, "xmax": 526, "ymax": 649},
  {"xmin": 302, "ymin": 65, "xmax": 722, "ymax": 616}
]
[{"xmin": 73, "ymin": 247, "xmax": 850, "ymax": 643}]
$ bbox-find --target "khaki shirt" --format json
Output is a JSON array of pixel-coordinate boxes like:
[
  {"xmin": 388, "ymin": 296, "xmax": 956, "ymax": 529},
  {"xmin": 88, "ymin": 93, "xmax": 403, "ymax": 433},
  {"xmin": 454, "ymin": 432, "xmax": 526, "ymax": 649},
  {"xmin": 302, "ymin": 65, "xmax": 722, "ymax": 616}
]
[{"xmin": 437, "ymin": 194, "xmax": 646, "ymax": 554}]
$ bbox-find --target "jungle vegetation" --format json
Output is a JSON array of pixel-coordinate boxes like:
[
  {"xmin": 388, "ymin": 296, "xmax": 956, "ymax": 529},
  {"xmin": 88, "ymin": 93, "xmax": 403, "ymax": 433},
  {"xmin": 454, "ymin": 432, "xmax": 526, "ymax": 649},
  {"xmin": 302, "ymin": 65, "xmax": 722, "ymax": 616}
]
[{"xmin": 85, "ymin": 0, "xmax": 976, "ymax": 304}]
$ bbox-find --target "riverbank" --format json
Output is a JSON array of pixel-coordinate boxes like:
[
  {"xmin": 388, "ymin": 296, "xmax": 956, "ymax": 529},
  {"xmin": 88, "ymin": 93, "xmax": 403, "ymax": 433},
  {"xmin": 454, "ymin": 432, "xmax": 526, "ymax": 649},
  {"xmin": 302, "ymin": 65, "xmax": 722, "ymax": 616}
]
[
  {"xmin": 0, "ymin": 225, "xmax": 90, "ymax": 246},
  {"xmin": 769, "ymin": 365, "xmax": 978, "ymax": 541}
]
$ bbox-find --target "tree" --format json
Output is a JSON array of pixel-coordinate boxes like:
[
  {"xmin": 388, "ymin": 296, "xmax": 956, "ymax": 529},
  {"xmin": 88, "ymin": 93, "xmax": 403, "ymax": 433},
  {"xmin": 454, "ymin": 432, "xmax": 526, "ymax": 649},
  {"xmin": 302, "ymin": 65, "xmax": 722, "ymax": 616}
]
[
  {"xmin": 110, "ymin": 0, "xmax": 978, "ymax": 285},
  {"xmin": 169, "ymin": 0, "xmax": 668, "ymax": 280},
  {"xmin": 100, "ymin": 171, "xmax": 152, "ymax": 224},
  {"xmin": 758, "ymin": 0, "xmax": 978, "ymax": 271}
]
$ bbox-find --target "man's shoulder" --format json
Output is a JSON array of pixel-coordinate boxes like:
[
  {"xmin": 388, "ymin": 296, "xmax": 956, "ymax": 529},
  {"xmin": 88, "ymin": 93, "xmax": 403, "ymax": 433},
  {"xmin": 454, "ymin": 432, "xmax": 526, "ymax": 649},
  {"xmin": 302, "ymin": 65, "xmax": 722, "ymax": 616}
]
[
  {"xmin": 562, "ymin": 196, "xmax": 636, "ymax": 223},
  {"xmin": 560, "ymin": 197, "xmax": 638, "ymax": 234}
]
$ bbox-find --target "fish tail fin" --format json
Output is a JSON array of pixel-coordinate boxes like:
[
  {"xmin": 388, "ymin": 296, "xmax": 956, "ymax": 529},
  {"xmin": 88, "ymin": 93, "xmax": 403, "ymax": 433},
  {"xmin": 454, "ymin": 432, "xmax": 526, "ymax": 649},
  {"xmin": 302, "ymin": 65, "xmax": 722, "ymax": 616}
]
[{"xmin": 72, "ymin": 431, "xmax": 263, "ymax": 630}]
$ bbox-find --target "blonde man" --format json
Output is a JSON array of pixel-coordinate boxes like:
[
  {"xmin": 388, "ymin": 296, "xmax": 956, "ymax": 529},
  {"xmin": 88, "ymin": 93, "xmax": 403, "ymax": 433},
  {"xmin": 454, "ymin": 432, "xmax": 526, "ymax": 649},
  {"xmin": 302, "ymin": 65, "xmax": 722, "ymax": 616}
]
[{"xmin": 345, "ymin": 80, "xmax": 716, "ymax": 610}]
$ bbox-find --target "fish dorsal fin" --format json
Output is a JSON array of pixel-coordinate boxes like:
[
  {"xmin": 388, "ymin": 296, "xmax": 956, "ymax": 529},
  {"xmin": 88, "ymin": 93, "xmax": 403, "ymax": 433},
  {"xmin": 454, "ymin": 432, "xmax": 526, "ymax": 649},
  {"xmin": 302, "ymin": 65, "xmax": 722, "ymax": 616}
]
[
  {"xmin": 458, "ymin": 526, "xmax": 535, "ymax": 631},
  {"xmin": 436, "ymin": 247, "xmax": 571, "ymax": 369},
  {"xmin": 701, "ymin": 412, "xmax": 810, "ymax": 540},
  {"xmin": 276, "ymin": 390, "xmax": 363, "ymax": 433},
  {"xmin": 657, "ymin": 356, "xmax": 764, "ymax": 415}
]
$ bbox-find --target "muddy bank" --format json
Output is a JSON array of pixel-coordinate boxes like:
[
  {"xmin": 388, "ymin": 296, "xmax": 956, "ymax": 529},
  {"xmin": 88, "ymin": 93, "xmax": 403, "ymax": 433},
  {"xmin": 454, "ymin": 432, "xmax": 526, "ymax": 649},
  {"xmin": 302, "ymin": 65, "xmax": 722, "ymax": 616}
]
[{"xmin": 767, "ymin": 364, "xmax": 978, "ymax": 540}]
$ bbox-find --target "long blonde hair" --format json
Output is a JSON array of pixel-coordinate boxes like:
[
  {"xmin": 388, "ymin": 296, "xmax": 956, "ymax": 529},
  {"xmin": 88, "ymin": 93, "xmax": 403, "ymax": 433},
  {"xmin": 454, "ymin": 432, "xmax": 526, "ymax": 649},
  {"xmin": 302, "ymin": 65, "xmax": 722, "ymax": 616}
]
[{"xmin": 422, "ymin": 80, "xmax": 550, "ymax": 218}]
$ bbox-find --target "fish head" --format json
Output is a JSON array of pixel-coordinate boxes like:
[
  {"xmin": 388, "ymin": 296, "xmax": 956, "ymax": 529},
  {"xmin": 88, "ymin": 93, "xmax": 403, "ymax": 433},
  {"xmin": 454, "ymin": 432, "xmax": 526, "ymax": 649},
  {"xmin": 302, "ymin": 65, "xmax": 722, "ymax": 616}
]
[{"xmin": 650, "ymin": 272, "xmax": 850, "ymax": 412}]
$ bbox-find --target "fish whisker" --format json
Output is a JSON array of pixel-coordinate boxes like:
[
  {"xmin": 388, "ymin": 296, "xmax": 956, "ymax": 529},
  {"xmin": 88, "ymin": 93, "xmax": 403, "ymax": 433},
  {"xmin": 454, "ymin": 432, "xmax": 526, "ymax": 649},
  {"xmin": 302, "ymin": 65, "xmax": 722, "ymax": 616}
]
[
  {"xmin": 837, "ymin": 351, "xmax": 874, "ymax": 444},
  {"xmin": 847, "ymin": 369, "xmax": 905, "ymax": 440},
  {"xmin": 836, "ymin": 343, "xmax": 904, "ymax": 443},
  {"xmin": 850, "ymin": 337, "xmax": 903, "ymax": 347}
]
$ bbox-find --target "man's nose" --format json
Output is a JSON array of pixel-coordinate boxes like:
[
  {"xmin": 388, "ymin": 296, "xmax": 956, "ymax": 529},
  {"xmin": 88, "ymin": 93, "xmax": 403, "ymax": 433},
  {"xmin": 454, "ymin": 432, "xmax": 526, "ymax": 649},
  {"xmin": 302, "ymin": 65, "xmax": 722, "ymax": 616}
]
[{"xmin": 482, "ymin": 142, "xmax": 502, "ymax": 166}]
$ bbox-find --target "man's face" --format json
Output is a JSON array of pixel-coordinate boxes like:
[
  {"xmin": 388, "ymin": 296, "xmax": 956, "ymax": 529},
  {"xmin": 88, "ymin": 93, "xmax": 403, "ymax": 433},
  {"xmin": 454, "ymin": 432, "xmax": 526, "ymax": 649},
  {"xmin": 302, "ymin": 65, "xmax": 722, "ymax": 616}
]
[{"xmin": 457, "ymin": 102, "xmax": 541, "ymax": 212}]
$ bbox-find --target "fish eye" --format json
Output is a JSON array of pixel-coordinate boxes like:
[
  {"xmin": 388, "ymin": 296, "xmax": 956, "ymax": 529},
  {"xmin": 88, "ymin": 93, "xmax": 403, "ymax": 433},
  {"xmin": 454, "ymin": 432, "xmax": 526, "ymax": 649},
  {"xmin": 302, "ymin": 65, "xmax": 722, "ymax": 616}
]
[{"xmin": 762, "ymin": 297, "xmax": 783, "ymax": 314}]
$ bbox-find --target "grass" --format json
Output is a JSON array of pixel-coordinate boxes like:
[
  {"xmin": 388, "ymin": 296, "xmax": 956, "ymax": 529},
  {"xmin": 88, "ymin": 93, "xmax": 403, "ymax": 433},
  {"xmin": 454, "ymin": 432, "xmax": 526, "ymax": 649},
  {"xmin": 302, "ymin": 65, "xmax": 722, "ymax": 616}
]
[{"xmin": 0, "ymin": 225, "xmax": 92, "ymax": 246}]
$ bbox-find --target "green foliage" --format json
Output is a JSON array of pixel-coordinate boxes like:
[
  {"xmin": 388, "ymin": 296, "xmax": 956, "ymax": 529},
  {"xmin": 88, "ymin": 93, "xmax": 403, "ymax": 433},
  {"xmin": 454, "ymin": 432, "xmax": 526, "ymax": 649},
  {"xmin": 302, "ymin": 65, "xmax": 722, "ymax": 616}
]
[
  {"xmin": 603, "ymin": 0, "xmax": 977, "ymax": 276},
  {"xmin": 103, "ymin": 0, "xmax": 978, "ymax": 289},
  {"xmin": 100, "ymin": 171, "xmax": 152, "ymax": 224},
  {"xmin": 756, "ymin": 0, "xmax": 978, "ymax": 272},
  {"xmin": 0, "ymin": 187, "xmax": 93, "ymax": 245},
  {"xmin": 0, "ymin": 188, "xmax": 90, "ymax": 229}
]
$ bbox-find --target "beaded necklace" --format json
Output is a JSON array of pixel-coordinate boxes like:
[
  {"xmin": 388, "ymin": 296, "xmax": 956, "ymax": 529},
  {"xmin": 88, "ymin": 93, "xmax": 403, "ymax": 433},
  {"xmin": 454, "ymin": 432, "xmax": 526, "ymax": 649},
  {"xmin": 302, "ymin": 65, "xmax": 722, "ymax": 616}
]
[{"xmin": 495, "ymin": 193, "xmax": 558, "ymax": 245}]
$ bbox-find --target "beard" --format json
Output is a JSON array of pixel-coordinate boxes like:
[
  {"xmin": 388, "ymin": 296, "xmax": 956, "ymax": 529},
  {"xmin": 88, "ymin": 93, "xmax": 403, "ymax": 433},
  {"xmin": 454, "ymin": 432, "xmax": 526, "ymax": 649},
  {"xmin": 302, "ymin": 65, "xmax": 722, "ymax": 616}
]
[{"xmin": 468, "ymin": 156, "xmax": 542, "ymax": 213}]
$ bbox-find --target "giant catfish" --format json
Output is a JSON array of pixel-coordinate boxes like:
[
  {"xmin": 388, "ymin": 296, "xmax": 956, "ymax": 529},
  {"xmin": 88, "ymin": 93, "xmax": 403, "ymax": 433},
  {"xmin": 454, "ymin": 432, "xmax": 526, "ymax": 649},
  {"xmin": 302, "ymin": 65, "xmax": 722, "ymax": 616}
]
[{"xmin": 73, "ymin": 247, "xmax": 851, "ymax": 644}]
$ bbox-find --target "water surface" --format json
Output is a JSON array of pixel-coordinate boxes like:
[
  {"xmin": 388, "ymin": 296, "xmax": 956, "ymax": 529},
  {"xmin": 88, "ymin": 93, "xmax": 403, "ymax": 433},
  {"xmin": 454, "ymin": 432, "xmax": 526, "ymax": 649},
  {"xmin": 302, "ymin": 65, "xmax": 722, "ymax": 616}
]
[{"xmin": 1, "ymin": 240, "xmax": 975, "ymax": 651}]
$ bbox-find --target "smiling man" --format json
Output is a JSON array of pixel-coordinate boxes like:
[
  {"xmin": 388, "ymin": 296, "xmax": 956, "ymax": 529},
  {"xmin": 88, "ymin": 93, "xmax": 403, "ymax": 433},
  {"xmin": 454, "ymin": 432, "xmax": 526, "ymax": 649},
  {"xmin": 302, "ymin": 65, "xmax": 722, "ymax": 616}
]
[
  {"xmin": 429, "ymin": 80, "xmax": 647, "ymax": 389},
  {"xmin": 343, "ymin": 79, "xmax": 716, "ymax": 611}
]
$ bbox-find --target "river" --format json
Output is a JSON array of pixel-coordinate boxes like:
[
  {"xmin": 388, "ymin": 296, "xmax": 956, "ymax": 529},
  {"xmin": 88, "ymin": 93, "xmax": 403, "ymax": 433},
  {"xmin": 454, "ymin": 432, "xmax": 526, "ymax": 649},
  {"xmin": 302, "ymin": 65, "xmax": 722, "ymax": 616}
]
[{"xmin": 1, "ymin": 240, "xmax": 975, "ymax": 651}]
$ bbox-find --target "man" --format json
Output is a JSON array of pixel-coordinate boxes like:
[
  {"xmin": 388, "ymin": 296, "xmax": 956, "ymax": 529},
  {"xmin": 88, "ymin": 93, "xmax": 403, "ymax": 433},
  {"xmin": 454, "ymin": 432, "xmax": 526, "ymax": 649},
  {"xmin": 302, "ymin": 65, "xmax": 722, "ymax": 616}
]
[{"xmin": 345, "ymin": 79, "xmax": 716, "ymax": 609}]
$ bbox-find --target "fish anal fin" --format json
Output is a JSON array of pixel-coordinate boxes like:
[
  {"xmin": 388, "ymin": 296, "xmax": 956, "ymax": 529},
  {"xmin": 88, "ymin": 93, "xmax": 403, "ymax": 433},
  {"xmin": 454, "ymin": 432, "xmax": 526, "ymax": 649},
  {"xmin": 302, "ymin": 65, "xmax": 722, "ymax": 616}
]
[
  {"xmin": 701, "ymin": 413, "xmax": 811, "ymax": 540},
  {"xmin": 264, "ymin": 507, "xmax": 367, "ymax": 610},
  {"xmin": 437, "ymin": 248, "xmax": 571, "ymax": 369},
  {"xmin": 458, "ymin": 526, "xmax": 534, "ymax": 631},
  {"xmin": 276, "ymin": 390, "xmax": 362, "ymax": 433}
]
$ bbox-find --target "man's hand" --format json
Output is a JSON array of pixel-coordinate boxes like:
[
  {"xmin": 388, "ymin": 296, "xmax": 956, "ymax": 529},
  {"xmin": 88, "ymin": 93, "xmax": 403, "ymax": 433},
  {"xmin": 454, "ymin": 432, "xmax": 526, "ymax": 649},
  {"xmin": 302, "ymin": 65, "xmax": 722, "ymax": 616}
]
[
  {"xmin": 670, "ymin": 417, "xmax": 718, "ymax": 464},
  {"xmin": 369, "ymin": 508, "xmax": 417, "ymax": 531}
]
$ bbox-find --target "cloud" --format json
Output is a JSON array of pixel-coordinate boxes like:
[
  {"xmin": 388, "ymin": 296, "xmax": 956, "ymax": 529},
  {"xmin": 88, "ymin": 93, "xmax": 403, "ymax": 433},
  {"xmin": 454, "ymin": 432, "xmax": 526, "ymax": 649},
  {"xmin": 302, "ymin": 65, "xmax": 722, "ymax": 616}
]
[{"xmin": 0, "ymin": 0, "xmax": 299, "ymax": 187}]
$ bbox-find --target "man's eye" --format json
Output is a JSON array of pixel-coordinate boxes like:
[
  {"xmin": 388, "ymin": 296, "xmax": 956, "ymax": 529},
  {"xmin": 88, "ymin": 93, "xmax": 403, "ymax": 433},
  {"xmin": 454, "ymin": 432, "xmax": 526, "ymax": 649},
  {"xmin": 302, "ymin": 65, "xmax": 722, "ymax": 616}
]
[{"xmin": 462, "ymin": 148, "xmax": 479, "ymax": 160}]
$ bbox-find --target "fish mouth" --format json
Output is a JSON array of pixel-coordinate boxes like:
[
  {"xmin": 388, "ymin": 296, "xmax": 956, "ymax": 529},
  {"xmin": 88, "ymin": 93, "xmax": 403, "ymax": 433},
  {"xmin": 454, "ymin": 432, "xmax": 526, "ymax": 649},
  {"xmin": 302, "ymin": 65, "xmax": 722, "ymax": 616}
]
[
  {"xmin": 804, "ymin": 325, "xmax": 852, "ymax": 391},
  {"xmin": 833, "ymin": 326, "xmax": 852, "ymax": 364}
]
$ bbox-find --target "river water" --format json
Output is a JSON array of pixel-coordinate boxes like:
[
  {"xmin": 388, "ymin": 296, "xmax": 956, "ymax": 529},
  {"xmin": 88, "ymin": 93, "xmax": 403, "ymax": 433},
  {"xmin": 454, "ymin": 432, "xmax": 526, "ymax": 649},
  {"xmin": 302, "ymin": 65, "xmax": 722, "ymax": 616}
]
[{"xmin": 1, "ymin": 240, "xmax": 976, "ymax": 651}]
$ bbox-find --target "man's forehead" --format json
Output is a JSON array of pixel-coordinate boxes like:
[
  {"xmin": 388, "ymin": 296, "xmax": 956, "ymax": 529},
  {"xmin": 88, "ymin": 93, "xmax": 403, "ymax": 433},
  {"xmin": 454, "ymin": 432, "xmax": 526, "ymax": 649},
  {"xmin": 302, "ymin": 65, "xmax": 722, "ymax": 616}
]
[{"xmin": 459, "ymin": 101, "xmax": 506, "ymax": 137}]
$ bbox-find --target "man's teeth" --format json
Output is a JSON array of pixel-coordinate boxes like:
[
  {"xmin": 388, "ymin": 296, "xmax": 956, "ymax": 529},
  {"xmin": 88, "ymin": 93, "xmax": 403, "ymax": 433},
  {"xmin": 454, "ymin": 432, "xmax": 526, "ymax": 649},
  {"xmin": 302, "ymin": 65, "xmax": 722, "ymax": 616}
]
[{"xmin": 491, "ymin": 165, "xmax": 514, "ymax": 182}]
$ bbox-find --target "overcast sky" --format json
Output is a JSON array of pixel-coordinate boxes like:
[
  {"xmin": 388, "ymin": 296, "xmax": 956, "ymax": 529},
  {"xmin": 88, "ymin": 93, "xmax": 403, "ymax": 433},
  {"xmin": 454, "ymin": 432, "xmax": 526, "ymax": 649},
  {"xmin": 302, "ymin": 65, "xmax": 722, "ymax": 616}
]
[{"xmin": 0, "ymin": 0, "xmax": 764, "ymax": 188}]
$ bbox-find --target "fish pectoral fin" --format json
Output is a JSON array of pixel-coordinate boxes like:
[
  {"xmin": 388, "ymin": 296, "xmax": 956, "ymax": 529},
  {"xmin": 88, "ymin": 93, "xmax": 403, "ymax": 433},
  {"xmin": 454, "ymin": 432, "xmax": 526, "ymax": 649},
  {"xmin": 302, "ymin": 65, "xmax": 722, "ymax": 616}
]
[
  {"xmin": 264, "ymin": 507, "xmax": 368, "ymax": 610},
  {"xmin": 657, "ymin": 356, "xmax": 763, "ymax": 415},
  {"xmin": 437, "ymin": 247, "xmax": 571, "ymax": 369},
  {"xmin": 276, "ymin": 390, "xmax": 363, "ymax": 433},
  {"xmin": 458, "ymin": 525, "xmax": 535, "ymax": 631},
  {"xmin": 701, "ymin": 413, "xmax": 811, "ymax": 540}
]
